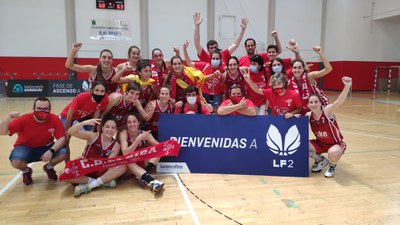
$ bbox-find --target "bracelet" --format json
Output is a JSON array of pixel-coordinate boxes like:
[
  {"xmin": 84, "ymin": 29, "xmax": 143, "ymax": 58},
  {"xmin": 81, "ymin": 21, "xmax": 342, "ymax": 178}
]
[{"xmin": 49, "ymin": 149, "xmax": 55, "ymax": 154}]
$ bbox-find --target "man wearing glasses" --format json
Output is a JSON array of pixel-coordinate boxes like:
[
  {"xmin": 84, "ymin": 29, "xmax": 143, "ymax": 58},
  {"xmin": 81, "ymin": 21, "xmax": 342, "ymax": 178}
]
[{"xmin": 0, "ymin": 97, "xmax": 67, "ymax": 185}]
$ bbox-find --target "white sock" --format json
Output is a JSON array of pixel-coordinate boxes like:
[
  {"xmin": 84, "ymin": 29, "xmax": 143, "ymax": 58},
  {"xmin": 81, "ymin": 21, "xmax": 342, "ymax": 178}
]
[
  {"xmin": 88, "ymin": 178, "xmax": 103, "ymax": 189},
  {"xmin": 88, "ymin": 177, "xmax": 96, "ymax": 183},
  {"xmin": 309, "ymin": 152, "xmax": 323, "ymax": 161}
]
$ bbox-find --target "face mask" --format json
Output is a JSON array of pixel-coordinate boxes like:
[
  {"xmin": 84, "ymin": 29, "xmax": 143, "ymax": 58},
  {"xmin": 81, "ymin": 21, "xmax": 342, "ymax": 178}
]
[
  {"xmin": 34, "ymin": 111, "xmax": 49, "ymax": 121},
  {"xmin": 211, "ymin": 59, "xmax": 220, "ymax": 68},
  {"xmin": 92, "ymin": 93, "xmax": 105, "ymax": 103},
  {"xmin": 273, "ymin": 87, "xmax": 285, "ymax": 95},
  {"xmin": 231, "ymin": 96, "xmax": 242, "ymax": 104},
  {"xmin": 272, "ymin": 65, "xmax": 283, "ymax": 74},
  {"xmin": 249, "ymin": 65, "xmax": 258, "ymax": 73},
  {"xmin": 186, "ymin": 96, "xmax": 197, "ymax": 105}
]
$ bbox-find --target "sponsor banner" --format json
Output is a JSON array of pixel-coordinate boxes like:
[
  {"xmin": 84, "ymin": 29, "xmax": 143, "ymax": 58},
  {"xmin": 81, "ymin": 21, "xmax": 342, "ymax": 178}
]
[
  {"xmin": 89, "ymin": 19, "xmax": 132, "ymax": 41},
  {"xmin": 158, "ymin": 114, "xmax": 309, "ymax": 177},
  {"xmin": 48, "ymin": 80, "xmax": 90, "ymax": 96},
  {"xmin": 0, "ymin": 80, "xmax": 6, "ymax": 97},
  {"xmin": 7, "ymin": 80, "xmax": 48, "ymax": 97},
  {"xmin": 157, "ymin": 162, "xmax": 191, "ymax": 173}
]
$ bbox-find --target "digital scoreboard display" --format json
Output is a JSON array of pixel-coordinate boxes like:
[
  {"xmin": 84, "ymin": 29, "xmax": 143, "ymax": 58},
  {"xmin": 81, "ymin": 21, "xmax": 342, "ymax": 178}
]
[{"xmin": 96, "ymin": 0, "xmax": 124, "ymax": 10}]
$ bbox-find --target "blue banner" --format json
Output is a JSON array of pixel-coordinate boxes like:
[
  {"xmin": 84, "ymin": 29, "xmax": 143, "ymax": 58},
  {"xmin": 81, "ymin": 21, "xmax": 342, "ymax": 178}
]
[{"xmin": 158, "ymin": 114, "xmax": 309, "ymax": 177}]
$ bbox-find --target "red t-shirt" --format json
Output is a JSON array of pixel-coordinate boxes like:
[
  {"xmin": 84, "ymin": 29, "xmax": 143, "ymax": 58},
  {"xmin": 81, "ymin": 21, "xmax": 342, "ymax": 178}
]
[
  {"xmin": 174, "ymin": 103, "xmax": 211, "ymax": 114},
  {"xmin": 239, "ymin": 53, "xmax": 268, "ymax": 67},
  {"xmin": 198, "ymin": 48, "xmax": 231, "ymax": 65},
  {"xmin": 8, "ymin": 113, "xmax": 65, "ymax": 148},
  {"xmin": 262, "ymin": 89, "xmax": 302, "ymax": 116},
  {"xmin": 220, "ymin": 98, "xmax": 255, "ymax": 115},
  {"xmin": 60, "ymin": 92, "xmax": 108, "ymax": 120},
  {"xmin": 245, "ymin": 72, "xmax": 267, "ymax": 106},
  {"xmin": 194, "ymin": 62, "xmax": 223, "ymax": 95}
]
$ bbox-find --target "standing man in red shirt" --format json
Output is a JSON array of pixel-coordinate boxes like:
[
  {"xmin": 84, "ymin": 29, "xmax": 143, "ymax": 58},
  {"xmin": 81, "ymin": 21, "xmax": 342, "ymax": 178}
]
[{"xmin": 0, "ymin": 97, "xmax": 67, "ymax": 185}]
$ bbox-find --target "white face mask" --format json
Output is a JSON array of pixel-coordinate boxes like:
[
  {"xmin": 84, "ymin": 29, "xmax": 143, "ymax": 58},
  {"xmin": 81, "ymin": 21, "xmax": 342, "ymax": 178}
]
[{"xmin": 186, "ymin": 96, "xmax": 197, "ymax": 105}]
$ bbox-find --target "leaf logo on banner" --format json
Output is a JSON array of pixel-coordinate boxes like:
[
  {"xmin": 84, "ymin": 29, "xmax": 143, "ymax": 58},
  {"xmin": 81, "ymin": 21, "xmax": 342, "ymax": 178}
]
[
  {"xmin": 266, "ymin": 125, "xmax": 300, "ymax": 156},
  {"xmin": 82, "ymin": 81, "xmax": 90, "ymax": 91}
]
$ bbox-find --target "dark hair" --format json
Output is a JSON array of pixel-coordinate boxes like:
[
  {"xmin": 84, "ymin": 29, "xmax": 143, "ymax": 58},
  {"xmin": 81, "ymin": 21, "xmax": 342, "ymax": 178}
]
[
  {"xmin": 159, "ymin": 85, "xmax": 171, "ymax": 95},
  {"xmin": 206, "ymin": 40, "xmax": 219, "ymax": 50},
  {"xmin": 151, "ymin": 48, "xmax": 167, "ymax": 72},
  {"xmin": 33, "ymin": 97, "xmax": 51, "ymax": 110},
  {"xmin": 250, "ymin": 55, "xmax": 264, "ymax": 72},
  {"xmin": 270, "ymin": 57, "xmax": 285, "ymax": 75},
  {"xmin": 91, "ymin": 80, "xmax": 108, "ymax": 92},
  {"xmin": 244, "ymin": 38, "xmax": 256, "ymax": 47},
  {"xmin": 165, "ymin": 55, "xmax": 184, "ymax": 85},
  {"xmin": 127, "ymin": 46, "xmax": 143, "ymax": 65},
  {"xmin": 101, "ymin": 112, "xmax": 118, "ymax": 127},
  {"xmin": 185, "ymin": 85, "xmax": 199, "ymax": 95},
  {"xmin": 96, "ymin": 49, "xmax": 113, "ymax": 82},
  {"xmin": 229, "ymin": 84, "xmax": 243, "ymax": 95},
  {"xmin": 226, "ymin": 56, "xmax": 239, "ymax": 67},
  {"xmin": 126, "ymin": 81, "xmax": 141, "ymax": 93},
  {"xmin": 211, "ymin": 49, "xmax": 222, "ymax": 59},
  {"xmin": 267, "ymin": 45, "xmax": 278, "ymax": 52},
  {"xmin": 124, "ymin": 111, "xmax": 143, "ymax": 127},
  {"xmin": 292, "ymin": 59, "xmax": 306, "ymax": 68},
  {"xmin": 308, "ymin": 93, "xmax": 322, "ymax": 102},
  {"xmin": 137, "ymin": 62, "xmax": 151, "ymax": 73}
]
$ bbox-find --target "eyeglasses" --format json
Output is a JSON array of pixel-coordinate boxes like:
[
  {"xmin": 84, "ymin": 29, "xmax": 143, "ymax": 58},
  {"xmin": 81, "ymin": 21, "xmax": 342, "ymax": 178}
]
[{"xmin": 34, "ymin": 107, "xmax": 50, "ymax": 112}]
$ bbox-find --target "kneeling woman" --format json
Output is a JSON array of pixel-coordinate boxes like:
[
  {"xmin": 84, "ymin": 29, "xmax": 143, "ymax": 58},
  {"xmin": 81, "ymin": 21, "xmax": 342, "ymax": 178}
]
[
  {"xmin": 64, "ymin": 114, "xmax": 126, "ymax": 197},
  {"xmin": 119, "ymin": 112, "xmax": 164, "ymax": 195}
]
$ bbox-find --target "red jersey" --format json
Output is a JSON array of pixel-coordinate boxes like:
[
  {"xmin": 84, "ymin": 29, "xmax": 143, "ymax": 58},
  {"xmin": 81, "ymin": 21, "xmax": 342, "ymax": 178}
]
[
  {"xmin": 93, "ymin": 68, "xmax": 118, "ymax": 94},
  {"xmin": 245, "ymin": 71, "xmax": 267, "ymax": 106},
  {"xmin": 146, "ymin": 100, "xmax": 174, "ymax": 133},
  {"xmin": 139, "ymin": 85, "xmax": 154, "ymax": 107},
  {"xmin": 194, "ymin": 62, "xmax": 223, "ymax": 95},
  {"xmin": 8, "ymin": 113, "xmax": 65, "ymax": 148},
  {"xmin": 262, "ymin": 89, "xmax": 302, "ymax": 116},
  {"xmin": 239, "ymin": 53, "xmax": 268, "ymax": 67},
  {"xmin": 309, "ymin": 110, "xmax": 343, "ymax": 145},
  {"xmin": 198, "ymin": 48, "xmax": 231, "ymax": 65},
  {"xmin": 224, "ymin": 70, "xmax": 246, "ymax": 100},
  {"xmin": 150, "ymin": 62, "xmax": 168, "ymax": 89},
  {"xmin": 126, "ymin": 130, "xmax": 148, "ymax": 150},
  {"xmin": 110, "ymin": 93, "xmax": 138, "ymax": 127},
  {"xmin": 82, "ymin": 133, "xmax": 117, "ymax": 158},
  {"xmin": 60, "ymin": 92, "xmax": 108, "ymax": 120},
  {"xmin": 219, "ymin": 99, "xmax": 255, "ymax": 115},
  {"xmin": 174, "ymin": 103, "xmax": 211, "ymax": 114},
  {"xmin": 287, "ymin": 72, "xmax": 329, "ymax": 115}
]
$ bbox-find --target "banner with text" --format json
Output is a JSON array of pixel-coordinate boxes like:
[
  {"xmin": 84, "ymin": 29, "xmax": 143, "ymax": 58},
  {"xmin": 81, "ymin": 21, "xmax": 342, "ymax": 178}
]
[
  {"xmin": 7, "ymin": 80, "xmax": 48, "ymax": 97},
  {"xmin": 158, "ymin": 114, "xmax": 309, "ymax": 177},
  {"xmin": 48, "ymin": 80, "xmax": 90, "ymax": 96}
]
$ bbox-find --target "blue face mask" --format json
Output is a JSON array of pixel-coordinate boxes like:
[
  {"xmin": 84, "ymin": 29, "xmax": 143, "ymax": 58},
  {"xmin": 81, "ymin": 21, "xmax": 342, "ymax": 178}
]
[
  {"xmin": 272, "ymin": 65, "xmax": 283, "ymax": 74},
  {"xmin": 211, "ymin": 59, "xmax": 220, "ymax": 68},
  {"xmin": 249, "ymin": 65, "xmax": 258, "ymax": 73}
]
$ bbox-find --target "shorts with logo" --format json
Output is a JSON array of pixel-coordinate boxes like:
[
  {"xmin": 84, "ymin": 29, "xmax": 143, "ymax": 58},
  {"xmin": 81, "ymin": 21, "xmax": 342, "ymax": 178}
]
[{"xmin": 309, "ymin": 140, "xmax": 346, "ymax": 155}]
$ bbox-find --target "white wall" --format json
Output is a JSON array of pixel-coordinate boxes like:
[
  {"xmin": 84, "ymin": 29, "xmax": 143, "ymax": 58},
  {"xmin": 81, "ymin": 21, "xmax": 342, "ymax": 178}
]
[
  {"xmin": 325, "ymin": 0, "xmax": 400, "ymax": 61},
  {"xmin": 0, "ymin": 0, "xmax": 67, "ymax": 57},
  {"xmin": 74, "ymin": 0, "xmax": 141, "ymax": 59},
  {"xmin": 148, "ymin": 0, "xmax": 206, "ymax": 60},
  {"xmin": 275, "ymin": 0, "xmax": 323, "ymax": 61}
]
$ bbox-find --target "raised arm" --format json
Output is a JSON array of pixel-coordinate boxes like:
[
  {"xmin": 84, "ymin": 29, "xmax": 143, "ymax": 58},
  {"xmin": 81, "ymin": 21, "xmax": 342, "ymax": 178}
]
[
  {"xmin": 65, "ymin": 42, "xmax": 96, "ymax": 73},
  {"xmin": 324, "ymin": 76, "xmax": 352, "ymax": 117},
  {"xmin": 67, "ymin": 118, "xmax": 100, "ymax": 142},
  {"xmin": 0, "ymin": 112, "xmax": 19, "ymax": 135},
  {"xmin": 227, "ymin": 18, "xmax": 249, "ymax": 55},
  {"xmin": 182, "ymin": 40, "xmax": 195, "ymax": 68},
  {"xmin": 193, "ymin": 12, "xmax": 204, "ymax": 56},
  {"xmin": 243, "ymin": 70, "xmax": 263, "ymax": 95},
  {"xmin": 271, "ymin": 31, "xmax": 282, "ymax": 55},
  {"xmin": 307, "ymin": 46, "xmax": 333, "ymax": 82},
  {"xmin": 286, "ymin": 39, "xmax": 304, "ymax": 64}
]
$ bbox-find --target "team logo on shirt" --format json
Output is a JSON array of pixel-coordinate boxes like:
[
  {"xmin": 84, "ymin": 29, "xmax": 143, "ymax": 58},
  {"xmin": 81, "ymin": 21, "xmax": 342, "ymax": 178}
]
[
  {"xmin": 48, "ymin": 128, "xmax": 55, "ymax": 136},
  {"xmin": 266, "ymin": 125, "xmax": 300, "ymax": 156},
  {"xmin": 285, "ymin": 99, "xmax": 293, "ymax": 106}
]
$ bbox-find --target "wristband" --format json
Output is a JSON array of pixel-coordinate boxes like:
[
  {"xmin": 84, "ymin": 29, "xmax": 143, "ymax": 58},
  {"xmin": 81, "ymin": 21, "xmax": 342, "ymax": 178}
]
[{"xmin": 49, "ymin": 149, "xmax": 55, "ymax": 154}]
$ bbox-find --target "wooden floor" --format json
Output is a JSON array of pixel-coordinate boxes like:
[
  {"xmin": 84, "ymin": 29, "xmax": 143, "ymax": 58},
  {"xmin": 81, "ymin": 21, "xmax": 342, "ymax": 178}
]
[{"xmin": 0, "ymin": 91, "xmax": 399, "ymax": 225}]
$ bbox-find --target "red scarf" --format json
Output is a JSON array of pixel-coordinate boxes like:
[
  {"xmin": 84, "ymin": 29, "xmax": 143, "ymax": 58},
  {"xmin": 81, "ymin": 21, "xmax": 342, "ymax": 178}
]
[{"xmin": 59, "ymin": 140, "xmax": 180, "ymax": 181}]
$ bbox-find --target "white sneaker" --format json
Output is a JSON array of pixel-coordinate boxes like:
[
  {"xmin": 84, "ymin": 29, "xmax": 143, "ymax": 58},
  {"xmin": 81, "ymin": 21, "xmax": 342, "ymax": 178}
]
[
  {"xmin": 311, "ymin": 156, "xmax": 329, "ymax": 173},
  {"xmin": 150, "ymin": 180, "xmax": 164, "ymax": 195},
  {"xmin": 324, "ymin": 164, "xmax": 336, "ymax": 178},
  {"xmin": 74, "ymin": 184, "xmax": 91, "ymax": 197},
  {"xmin": 100, "ymin": 180, "xmax": 117, "ymax": 188}
]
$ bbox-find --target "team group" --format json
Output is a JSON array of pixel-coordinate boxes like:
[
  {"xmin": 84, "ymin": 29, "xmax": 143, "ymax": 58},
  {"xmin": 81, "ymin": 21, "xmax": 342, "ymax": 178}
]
[{"xmin": 0, "ymin": 12, "xmax": 352, "ymax": 197}]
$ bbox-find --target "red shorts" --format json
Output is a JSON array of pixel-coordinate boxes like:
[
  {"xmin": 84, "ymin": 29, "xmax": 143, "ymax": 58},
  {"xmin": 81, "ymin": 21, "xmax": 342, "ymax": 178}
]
[{"xmin": 310, "ymin": 140, "xmax": 346, "ymax": 155}]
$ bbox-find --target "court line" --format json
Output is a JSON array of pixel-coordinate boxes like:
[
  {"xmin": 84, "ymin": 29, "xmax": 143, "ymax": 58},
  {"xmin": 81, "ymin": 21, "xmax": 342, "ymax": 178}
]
[
  {"xmin": 338, "ymin": 114, "xmax": 400, "ymax": 128},
  {"xmin": 347, "ymin": 148, "xmax": 400, "ymax": 154},
  {"xmin": 0, "ymin": 163, "xmax": 34, "ymax": 196},
  {"xmin": 172, "ymin": 173, "xmax": 201, "ymax": 225},
  {"xmin": 342, "ymin": 130, "xmax": 400, "ymax": 141}
]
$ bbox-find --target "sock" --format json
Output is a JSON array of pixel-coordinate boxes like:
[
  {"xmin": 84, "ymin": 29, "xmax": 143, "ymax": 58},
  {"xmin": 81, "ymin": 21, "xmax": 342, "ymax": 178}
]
[
  {"xmin": 329, "ymin": 163, "xmax": 337, "ymax": 168},
  {"xmin": 309, "ymin": 152, "xmax": 323, "ymax": 161},
  {"xmin": 140, "ymin": 173, "xmax": 154, "ymax": 184},
  {"xmin": 88, "ymin": 177, "xmax": 96, "ymax": 183},
  {"xmin": 46, "ymin": 163, "xmax": 53, "ymax": 169},
  {"xmin": 145, "ymin": 162, "xmax": 155, "ymax": 173},
  {"xmin": 88, "ymin": 178, "xmax": 103, "ymax": 189}
]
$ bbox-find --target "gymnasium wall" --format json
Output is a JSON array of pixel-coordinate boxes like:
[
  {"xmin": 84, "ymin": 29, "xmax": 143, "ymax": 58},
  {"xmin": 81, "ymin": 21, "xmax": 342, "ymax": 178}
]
[{"xmin": 0, "ymin": 0, "xmax": 399, "ymax": 91}]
